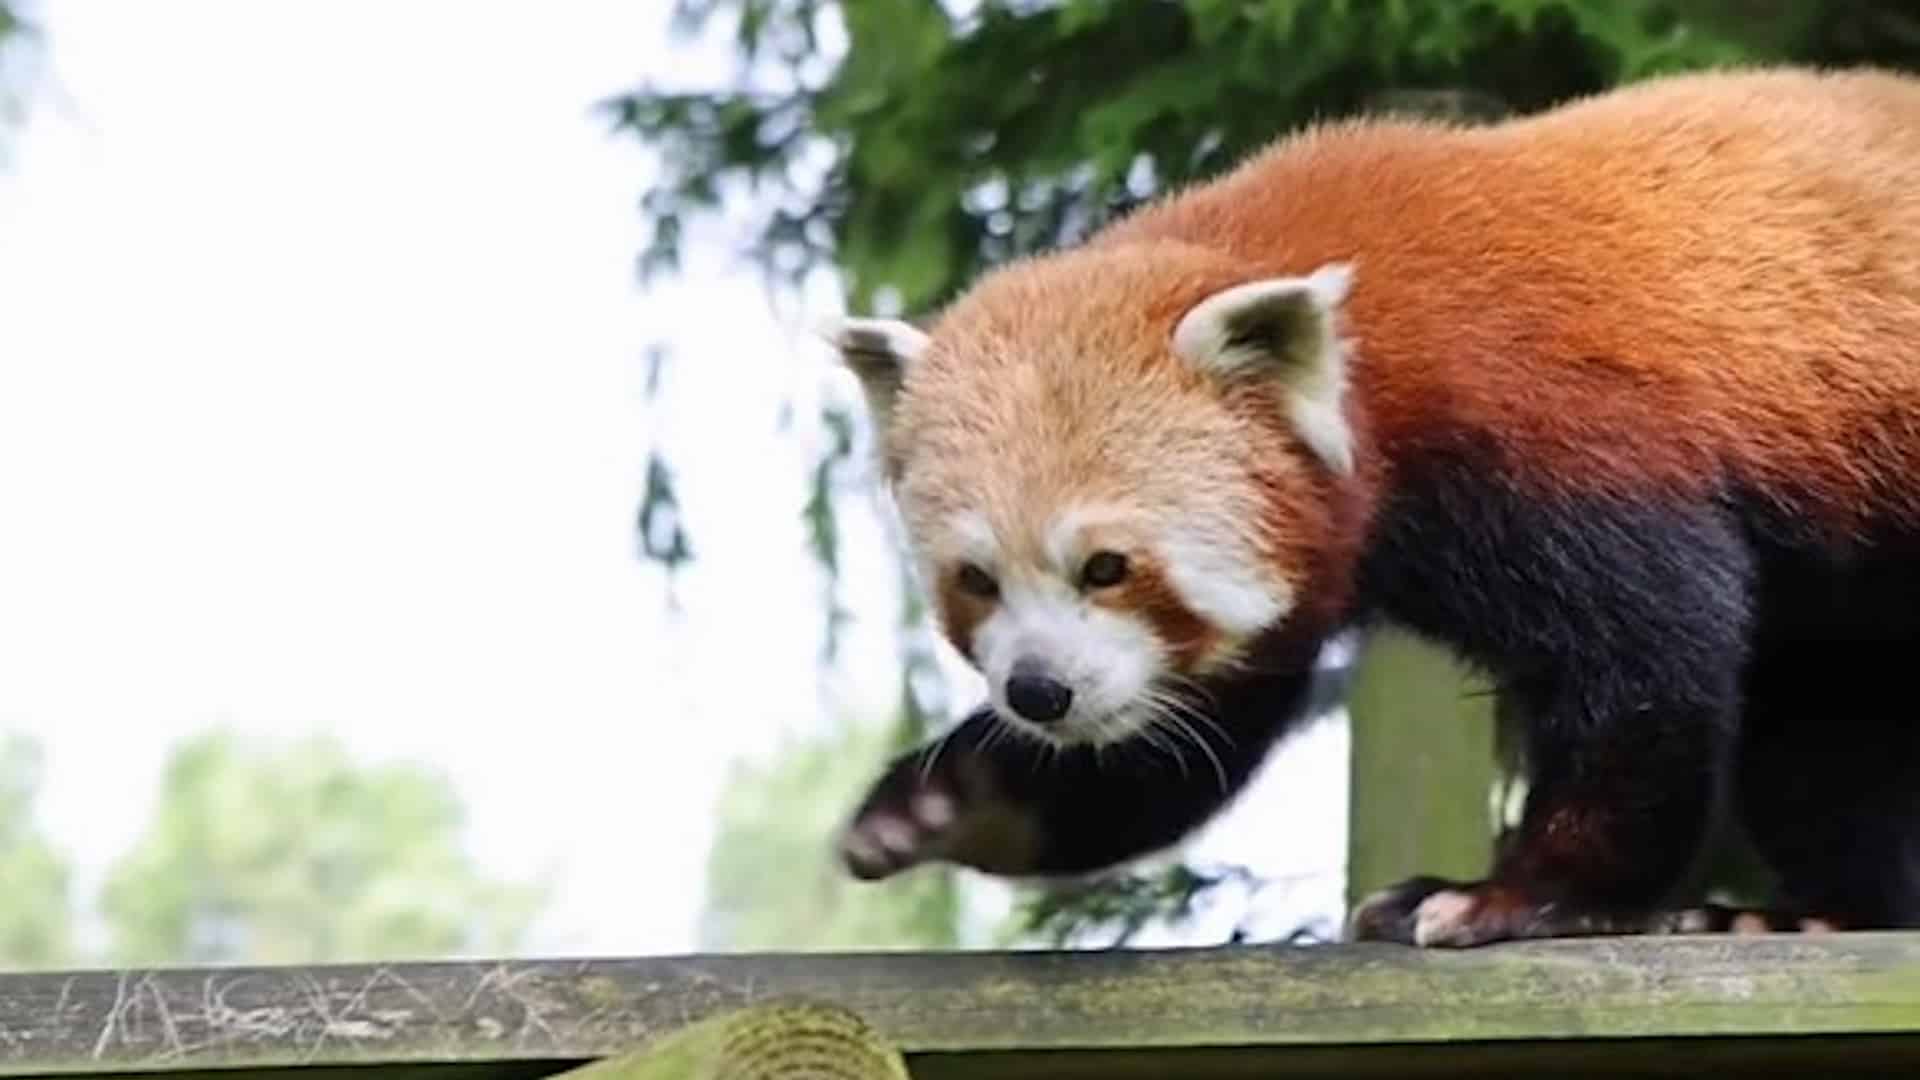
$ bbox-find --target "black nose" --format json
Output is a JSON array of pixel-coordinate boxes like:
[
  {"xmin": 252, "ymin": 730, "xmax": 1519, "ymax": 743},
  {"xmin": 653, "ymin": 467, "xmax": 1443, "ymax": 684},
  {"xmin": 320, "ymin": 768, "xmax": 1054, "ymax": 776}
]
[{"xmin": 1005, "ymin": 664, "xmax": 1074, "ymax": 723}]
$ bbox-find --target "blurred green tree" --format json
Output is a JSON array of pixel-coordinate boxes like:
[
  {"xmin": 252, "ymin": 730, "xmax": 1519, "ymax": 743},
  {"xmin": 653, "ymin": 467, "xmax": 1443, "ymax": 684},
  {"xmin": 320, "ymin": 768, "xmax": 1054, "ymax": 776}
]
[
  {"xmin": 0, "ymin": 734, "xmax": 75, "ymax": 969},
  {"xmin": 100, "ymin": 731, "xmax": 545, "ymax": 966},
  {"xmin": 614, "ymin": 1, "xmax": 1920, "ymax": 320},
  {"xmin": 611, "ymin": 1, "xmax": 1920, "ymax": 946},
  {"xmin": 699, "ymin": 720, "xmax": 960, "ymax": 951},
  {"xmin": 0, "ymin": 2, "xmax": 39, "ymax": 147}
]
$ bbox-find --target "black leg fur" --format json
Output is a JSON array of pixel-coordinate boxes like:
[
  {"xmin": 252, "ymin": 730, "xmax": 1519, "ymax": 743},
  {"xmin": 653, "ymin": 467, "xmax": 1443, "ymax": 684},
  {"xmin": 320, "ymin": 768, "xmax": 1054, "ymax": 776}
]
[
  {"xmin": 1732, "ymin": 636, "xmax": 1920, "ymax": 930},
  {"xmin": 839, "ymin": 661, "xmax": 1320, "ymax": 881},
  {"xmin": 1349, "ymin": 457, "xmax": 1755, "ymax": 945}
]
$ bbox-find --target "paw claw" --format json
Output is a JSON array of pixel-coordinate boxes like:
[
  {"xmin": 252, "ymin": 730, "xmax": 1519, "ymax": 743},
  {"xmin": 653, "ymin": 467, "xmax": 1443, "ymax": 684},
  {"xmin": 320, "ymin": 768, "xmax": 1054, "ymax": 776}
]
[
  {"xmin": 839, "ymin": 830, "xmax": 891, "ymax": 880},
  {"xmin": 1666, "ymin": 903, "xmax": 1848, "ymax": 935},
  {"xmin": 1412, "ymin": 889, "xmax": 1480, "ymax": 947},
  {"xmin": 1349, "ymin": 877, "xmax": 1555, "ymax": 947},
  {"xmin": 1347, "ymin": 875, "xmax": 1453, "ymax": 945},
  {"xmin": 913, "ymin": 792, "xmax": 956, "ymax": 830},
  {"xmin": 838, "ymin": 780, "xmax": 965, "ymax": 881},
  {"xmin": 837, "ymin": 724, "xmax": 1043, "ymax": 880},
  {"xmin": 870, "ymin": 815, "xmax": 919, "ymax": 857}
]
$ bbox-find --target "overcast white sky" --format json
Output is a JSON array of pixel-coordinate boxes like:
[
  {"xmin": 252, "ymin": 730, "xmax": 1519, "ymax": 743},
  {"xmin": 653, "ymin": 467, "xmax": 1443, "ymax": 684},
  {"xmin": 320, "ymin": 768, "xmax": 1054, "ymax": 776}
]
[{"xmin": 0, "ymin": 0, "xmax": 1346, "ymax": 962}]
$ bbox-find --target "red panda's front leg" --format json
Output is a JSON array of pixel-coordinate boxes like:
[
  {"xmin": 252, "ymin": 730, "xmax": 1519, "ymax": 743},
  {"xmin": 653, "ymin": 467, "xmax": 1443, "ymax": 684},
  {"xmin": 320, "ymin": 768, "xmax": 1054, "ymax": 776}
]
[
  {"xmin": 839, "ymin": 665, "xmax": 1316, "ymax": 881},
  {"xmin": 1347, "ymin": 494, "xmax": 1757, "ymax": 947},
  {"xmin": 837, "ymin": 707, "xmax": 1267, "ymax": 881},
  {"xmin": 1347, "ymin": 680, "xmax": 1738, "ymax": 947}
]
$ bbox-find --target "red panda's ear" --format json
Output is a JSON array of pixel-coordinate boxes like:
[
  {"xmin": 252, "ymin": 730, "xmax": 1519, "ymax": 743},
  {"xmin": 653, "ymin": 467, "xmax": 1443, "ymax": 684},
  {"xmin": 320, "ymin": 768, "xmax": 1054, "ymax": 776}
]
[
  {"xmin": 1171, "ymin": 263, "xmax": 1355, "ymax": 475},
  {"xmin": 812, "ymin": 315, "xmax": 931, "ymax": 438}
]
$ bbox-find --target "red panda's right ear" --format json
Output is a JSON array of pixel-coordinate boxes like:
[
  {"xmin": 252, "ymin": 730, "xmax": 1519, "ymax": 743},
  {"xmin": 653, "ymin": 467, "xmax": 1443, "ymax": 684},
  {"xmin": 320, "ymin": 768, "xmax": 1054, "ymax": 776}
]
[
  {"xmin": 812, "ymin": 315, "xmax": 931, "ymax": 438},
  {"xmin": 1170, "ymin": 263, "xmax": 1356, "ymax": 475}
]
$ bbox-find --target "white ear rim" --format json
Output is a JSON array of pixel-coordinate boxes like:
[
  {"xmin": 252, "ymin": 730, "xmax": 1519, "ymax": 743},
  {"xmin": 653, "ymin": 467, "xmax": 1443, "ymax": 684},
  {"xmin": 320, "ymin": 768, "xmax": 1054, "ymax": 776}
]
[
  {"xmin": 1169, "ymin": 263, "xmax": 1351, "ymax": 374},
  {"xmin": 813, "ymin": 314, "xmax": 932, "ymax": 369},
  {"xmin": 1169, "ymin": 263, "xmax": 1356, "ymax": 475},
  {"xmin": 812, "ymin": 315, "xmax": 932, "ymax": 471},
  {"xmin": 1287, "ymin": 396, "xmax": 1354, "ymax": 477}
]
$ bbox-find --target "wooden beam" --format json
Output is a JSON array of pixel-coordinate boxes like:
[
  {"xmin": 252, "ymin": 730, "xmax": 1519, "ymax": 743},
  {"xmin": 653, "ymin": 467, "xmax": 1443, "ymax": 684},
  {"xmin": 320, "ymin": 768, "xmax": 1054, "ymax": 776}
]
[{"xmin": 6, "ymin": 935, "xmax": 1920, "ymax": 1078}]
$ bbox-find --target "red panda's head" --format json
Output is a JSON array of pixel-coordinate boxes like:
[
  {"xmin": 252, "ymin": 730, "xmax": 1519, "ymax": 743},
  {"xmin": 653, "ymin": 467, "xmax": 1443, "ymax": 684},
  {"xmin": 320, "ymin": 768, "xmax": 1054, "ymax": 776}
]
[{"xmin": 820, "ymin": 242, "xmax": 1361, "ymax": 745}]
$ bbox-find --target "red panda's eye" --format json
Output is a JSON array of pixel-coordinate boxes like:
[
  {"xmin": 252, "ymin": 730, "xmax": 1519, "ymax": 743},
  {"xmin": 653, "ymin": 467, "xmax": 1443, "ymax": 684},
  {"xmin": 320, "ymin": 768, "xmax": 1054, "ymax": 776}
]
[
  {"xmin": 956, "ymin": 563, "xmax": 999, "ymax": 600},
  {"xmin": 1080, "ymin": 551, "xmax": 1129, "ymax": 589}
]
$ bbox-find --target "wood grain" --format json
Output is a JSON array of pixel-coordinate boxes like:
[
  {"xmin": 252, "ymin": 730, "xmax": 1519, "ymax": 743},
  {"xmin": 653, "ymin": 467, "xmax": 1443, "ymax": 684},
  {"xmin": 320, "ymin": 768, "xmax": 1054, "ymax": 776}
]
[{"xmin": 5, "ymin": 934, "xmax": 1920, "ymax": 1077}]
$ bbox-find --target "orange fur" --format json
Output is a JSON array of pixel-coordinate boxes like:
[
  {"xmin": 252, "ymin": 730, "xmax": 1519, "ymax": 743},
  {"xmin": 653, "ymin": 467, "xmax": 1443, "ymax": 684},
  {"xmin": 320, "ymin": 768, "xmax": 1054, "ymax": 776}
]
[
  {"xmin": 1089, "ymin": 66, "xmax": 1920, "ymax": 534},
  {"xmin": 885, "ymin": 64, "xmax": 1920, "ymax": 688},
  {"xmin": 936, "ymin": 574, "xmax": 990, "ymax": 663}
]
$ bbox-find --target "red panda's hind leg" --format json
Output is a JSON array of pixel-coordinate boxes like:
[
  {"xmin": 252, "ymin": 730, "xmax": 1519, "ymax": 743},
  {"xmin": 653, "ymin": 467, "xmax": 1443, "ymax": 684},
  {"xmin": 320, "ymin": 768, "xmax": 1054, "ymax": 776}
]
[
  {"xmin": 1731, "ymin": 634, "xmax": 1920, "ymax": 932},
  {"xmin": 1347, "ymin": 882, "xmax": 1845, "ymax": 946}
]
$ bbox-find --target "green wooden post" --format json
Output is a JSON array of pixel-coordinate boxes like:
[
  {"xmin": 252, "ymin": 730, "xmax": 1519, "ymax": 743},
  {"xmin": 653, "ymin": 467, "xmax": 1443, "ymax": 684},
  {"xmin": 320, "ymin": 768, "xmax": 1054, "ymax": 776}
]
[
  {"xmin": 553, "ymin": 1000, "xmax": 908, "ymax": 1080},
  {"xmin": 1344, "ymin": 625, "xmax": 1499, "ymax": 911}
]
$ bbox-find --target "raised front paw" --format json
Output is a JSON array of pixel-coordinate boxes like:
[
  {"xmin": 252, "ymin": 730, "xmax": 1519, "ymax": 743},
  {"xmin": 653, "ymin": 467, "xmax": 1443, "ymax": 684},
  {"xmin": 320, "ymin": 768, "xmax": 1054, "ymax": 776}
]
[
  {"xmin": 836, "ymin": 736, "xmax": 1038, "ymax": 881},
  {"xmin": 838, "ymin": 768, "xmax": 965, "ymax": 880}
]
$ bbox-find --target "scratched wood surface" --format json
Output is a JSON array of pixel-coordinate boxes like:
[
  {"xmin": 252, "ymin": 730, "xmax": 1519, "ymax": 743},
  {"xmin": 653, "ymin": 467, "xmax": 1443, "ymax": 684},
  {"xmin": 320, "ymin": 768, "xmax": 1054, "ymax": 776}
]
[{"xmin": 6, "ymin": 935, "xmax": 1920, "ymax": 1078}]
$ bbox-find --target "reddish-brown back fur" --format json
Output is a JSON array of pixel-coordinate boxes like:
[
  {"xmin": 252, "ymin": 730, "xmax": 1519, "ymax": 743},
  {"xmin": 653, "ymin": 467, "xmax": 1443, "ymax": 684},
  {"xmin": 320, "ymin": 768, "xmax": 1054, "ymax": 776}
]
[{"xmin": 1091, "ymin": 66, "xmax": 1920, "ymax": 533}]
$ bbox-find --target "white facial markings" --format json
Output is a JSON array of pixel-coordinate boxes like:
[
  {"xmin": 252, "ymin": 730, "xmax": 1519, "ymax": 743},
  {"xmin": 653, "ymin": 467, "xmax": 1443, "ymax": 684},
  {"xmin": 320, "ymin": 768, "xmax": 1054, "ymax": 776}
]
[
  {"xmin": 941, "ymin": 505, "xmax": 1151, "ymax": 744},
  {"xmin": 1042, "ymin": 503, "xmax": 1131, "ymax": 579},
  {"xmin": 1158, "ymin": 523, "xmax": 1291, "ymax": 642},
  {"xmin": 945, "ymin": 510, "xmax": 1001, "ymax": 570},
  {"xmin": 929, "ymin": 503, "xmax": 1290, "ymax": 746},
  {"xmin": 1042, "ymin": 516, "xmax": 1081, "ymax": 580},
  {"xmin": 973, "ymin": 574, "xmax": 1161, "ymax": 745}
]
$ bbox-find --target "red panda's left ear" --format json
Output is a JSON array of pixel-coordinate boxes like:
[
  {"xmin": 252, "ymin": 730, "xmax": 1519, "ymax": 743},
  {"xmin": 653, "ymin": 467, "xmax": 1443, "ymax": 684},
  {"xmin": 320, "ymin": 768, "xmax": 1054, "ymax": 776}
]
[
  {"xmin": 1170, "ymin": 262, "xmax": 1355, "ymax": 475},
  {"xmin": 812, "ymin": 315, "xmax": 931, "ymax": 443}
]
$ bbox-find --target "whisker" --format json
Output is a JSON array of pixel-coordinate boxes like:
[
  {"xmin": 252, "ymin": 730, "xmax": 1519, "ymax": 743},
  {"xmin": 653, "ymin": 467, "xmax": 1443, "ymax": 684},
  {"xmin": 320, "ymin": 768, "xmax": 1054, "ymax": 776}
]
[
  {"xmin": 1134, "ymin": 689, "xmax": 1224, "ymax": 781},
  {"xmin": 1151, "ymin": 707, "xmax": 1230, "ymax": 797},
  {"xmin": 1142, "ymin": 686, "xmax": 1237, "ymax": 754},
  {"xmin": 918, "ymin": 724, "xmax": 959, "ymax": 785},
  {"xmin": 977, "ymin": 713, "xmax": 1012, "ymax": 761},
  {"xmin": 1134, "ymin": 721, "xmax": 1189, "ymax": 780},
  {"xmin": 1032, "ymin": 730, "xmax": 1065, "ymax": 775},
  {"xmin": 1177, "ymin": 716, "xmax": 1232, "ymax": 796},
  {"xmin": 1173, "ymin": 700, "xmax": 1239, "ymax": 752},
  {"xmin": 1158, "ymin": 671, "xmax": 1223, "ymax": 708}
]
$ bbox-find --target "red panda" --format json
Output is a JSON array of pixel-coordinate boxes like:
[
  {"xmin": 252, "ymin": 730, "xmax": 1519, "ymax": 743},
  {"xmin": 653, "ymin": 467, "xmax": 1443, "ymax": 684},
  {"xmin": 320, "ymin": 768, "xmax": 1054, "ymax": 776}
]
[{"xmin": 818, "ymin": 66, "xmax": 1920, "ymax": 947}]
